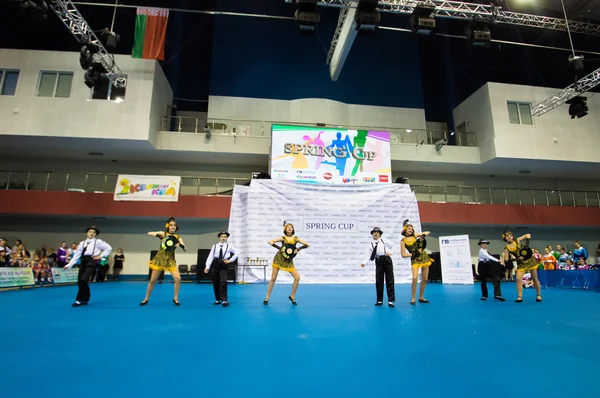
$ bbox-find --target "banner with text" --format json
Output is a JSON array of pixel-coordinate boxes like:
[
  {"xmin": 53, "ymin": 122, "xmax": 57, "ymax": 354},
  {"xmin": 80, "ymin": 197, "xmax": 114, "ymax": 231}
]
[
  {"xmin": 229, "ymin": 180, "xmax": 419, "ymax": 284},
  {"xmin": 270, "ymin": 124, "xmax": 392, "ymax": 185},
  {"xmin": 51, "ymin": 267, "xmax": 79, "ymax": 284},
  {"xmin": 0, "ymin": 267, "xmax": 34, "ymax": 288},
  {"xmin": 114, "ymin": 175, "xmax": 181, "ymax": 202},
  {"xmin": 439, "ymin": 235, "xmax": 474, "ymax": 285}
]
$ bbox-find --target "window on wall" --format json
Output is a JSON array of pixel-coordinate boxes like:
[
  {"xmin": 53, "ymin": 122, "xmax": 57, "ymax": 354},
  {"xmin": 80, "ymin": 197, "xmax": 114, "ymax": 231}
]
[
  {"xmin": 37, "ymin": 71, "xmax": 74, "ymax": 98},
  {"xmin": 0, "ymin": 69, "xmax": 20, "ymax": 96},
  {"xmin": 507, "ymin": 101, "xmax": 533, "ymax": 125},
  {"xmin": 89, "ymin": 74, "xmax": 127, "ymax": 102}
]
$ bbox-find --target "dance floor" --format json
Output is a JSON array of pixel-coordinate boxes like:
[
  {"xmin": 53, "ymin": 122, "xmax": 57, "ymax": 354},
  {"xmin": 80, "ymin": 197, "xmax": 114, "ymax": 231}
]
[{"xmin": 2, "ymin": 282, "xmax": 599, "ymax": 398}]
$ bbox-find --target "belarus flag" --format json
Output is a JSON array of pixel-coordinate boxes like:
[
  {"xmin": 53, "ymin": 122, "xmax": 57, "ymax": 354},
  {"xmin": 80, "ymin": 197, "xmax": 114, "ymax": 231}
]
[{"xmin": 132, "ymin": 7, "xmax": 169, "ymax": 61}]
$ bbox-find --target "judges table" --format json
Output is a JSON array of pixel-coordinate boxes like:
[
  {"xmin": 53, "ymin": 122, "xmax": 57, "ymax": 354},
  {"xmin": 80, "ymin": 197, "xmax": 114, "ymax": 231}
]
[
  {"xmin": 538, "ymin": 270, "xmax": 600, "ymax": 290},
  {"xmin": 236, "ymin": 262, "xmax": 268, "ymax": 284}
]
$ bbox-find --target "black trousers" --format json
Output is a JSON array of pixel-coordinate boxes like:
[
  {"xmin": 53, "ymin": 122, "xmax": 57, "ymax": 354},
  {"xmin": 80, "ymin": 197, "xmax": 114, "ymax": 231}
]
[
  {"xmin": 76, "ymin": 257, "xmax": 97, "ymax": 303},
  {"xmin": 211, "ymin": 261, "xmax": 229, "ymax": 301},
  {"xmin": 478, "ymin": 261, "xmax": 502, "ymax": 298},
  {"xmin": 375, "ymin": 256, "xmax": 395, "ymax": 302}
]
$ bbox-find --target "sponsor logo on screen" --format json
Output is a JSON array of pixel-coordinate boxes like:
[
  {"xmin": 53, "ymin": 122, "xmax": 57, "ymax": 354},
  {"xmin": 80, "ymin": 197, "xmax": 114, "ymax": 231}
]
[
  {"xmin": 363, "ymin": 177, "xmax": 376, "ymax": 183},
  {"xmin": 323, "ymin": 173, "xmax": 333, "ymax": 180},
  {"xmin": 379, "ymin": 175, "xmax": 389, "ymax": 183}
]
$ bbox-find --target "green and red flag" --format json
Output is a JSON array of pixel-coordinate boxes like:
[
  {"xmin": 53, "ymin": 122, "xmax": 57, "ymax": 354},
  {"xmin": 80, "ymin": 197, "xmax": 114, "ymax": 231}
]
[{"xmin": 132, "ymin": 7, "xmax": 169, "ymax": 61}]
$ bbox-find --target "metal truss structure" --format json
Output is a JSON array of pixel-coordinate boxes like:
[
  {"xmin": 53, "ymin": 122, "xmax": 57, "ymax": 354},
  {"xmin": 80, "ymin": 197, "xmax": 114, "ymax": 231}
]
[
  {"xmin": 326, "ymin": 5, "xmax": 350, "ymax": 65},
  {"xmin": 50, "ymin": 0, "xmax": 127, "ymax": 87},
  {"xmin": 315, "ymin": 0, "xmax": 600, "ymax": 36},
  {"xmin": 531, "ymin": 69, "xmax": 600, "ymax": 117}
]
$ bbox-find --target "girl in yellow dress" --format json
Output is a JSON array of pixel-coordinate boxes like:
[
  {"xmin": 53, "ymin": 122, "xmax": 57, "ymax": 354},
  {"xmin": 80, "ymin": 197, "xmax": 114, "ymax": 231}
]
[
  {"xmin": 501, "ymin": 232, "xmax": 542, "ymax": 303},
  {"xmin": 140, "ymin": 217, "xmax": 187, "ymax": 306},
  {"xmin": 400, "ymin": 221, "xmax": 433, "ymax": 305},
  {"xmin": 264, "ymin": 223, "xmax": 310, "ymax": 305}
]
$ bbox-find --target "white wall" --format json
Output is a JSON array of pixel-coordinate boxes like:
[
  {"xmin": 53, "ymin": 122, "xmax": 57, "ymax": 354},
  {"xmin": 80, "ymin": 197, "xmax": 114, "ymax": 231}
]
[
  {"xmin": 207, "ymin": 95, "xmax": 427, "ymax": 140},
  {"xmin": 148, "ymin": 63, "xmax": 173, "ymax": 147},
  {"xmin": 453, "ymin": 84, "xmax": 497, "ymax": 163},
  {"xmin": 488, "ymin": 82, "xmax": 600, "ymax": 163},
  {"xmin": 0, "ymin": 49, "xmax": 172, "ymax": 142},
  {"xmin": 454, "ymin": 82, "xmax": 600, "ymax": 165}
]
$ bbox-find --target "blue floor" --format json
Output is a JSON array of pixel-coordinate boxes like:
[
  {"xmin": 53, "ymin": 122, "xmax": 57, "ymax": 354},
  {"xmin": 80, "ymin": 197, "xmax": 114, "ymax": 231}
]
[{"xmin": 2, "ymin": 282, "xmax": 599, "ymax": 398}]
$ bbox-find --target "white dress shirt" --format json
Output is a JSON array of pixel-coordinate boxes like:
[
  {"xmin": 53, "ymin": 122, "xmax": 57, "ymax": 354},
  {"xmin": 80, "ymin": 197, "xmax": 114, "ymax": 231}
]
[
  {"xmin": 478, "ymin": 247, "xmax": 499, "ymax": 263},
  {"xmin": 362, "ymin": 238, "xmax": 394, "ymax": 265},
  {"xmin": 205, "ymin": 243, "xmax": 239, "ymax": 270},
  {"xmin": 65, "ymin": 238, "xmax": 112, "ymax": 269}
]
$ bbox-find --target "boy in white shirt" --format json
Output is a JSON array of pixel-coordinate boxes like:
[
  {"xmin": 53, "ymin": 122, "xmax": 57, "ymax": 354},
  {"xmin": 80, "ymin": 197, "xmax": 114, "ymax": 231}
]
[
  {"xmin": 477, "ymin": 239, "xmax": 505, "ymax": 302},
  {"xmin": 360, "ymin": 227, "xmax": 395, "ymax": 307},
  {"xmin": 64, "ymin": 226, "xmax": 112, "ymax": 307}
]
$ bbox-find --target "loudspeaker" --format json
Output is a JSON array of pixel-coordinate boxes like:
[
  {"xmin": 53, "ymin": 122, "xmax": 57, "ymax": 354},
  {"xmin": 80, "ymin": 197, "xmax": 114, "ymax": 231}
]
[{"xmin": 428, "ymin": 252, "xmax": 442, "ymax": 282}]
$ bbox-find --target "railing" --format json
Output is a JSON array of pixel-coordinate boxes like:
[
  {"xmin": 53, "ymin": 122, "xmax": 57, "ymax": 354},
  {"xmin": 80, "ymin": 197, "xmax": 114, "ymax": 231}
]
[
  {"xmin": 0, "ymin": 171, "xmax": 249, "ymax": 197},
  {"xmin": 161, "ymin": 116, "xmax": 477, "ymax": 147},
  {"xmin": 2, "ymin": 171, "xmax": 599, "ymax": 207}
]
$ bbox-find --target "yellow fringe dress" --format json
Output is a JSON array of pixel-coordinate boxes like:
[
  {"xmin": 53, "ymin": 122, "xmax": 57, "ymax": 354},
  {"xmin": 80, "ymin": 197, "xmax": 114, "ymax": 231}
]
[
  {"xmin": 403, "ymin": 236, "xmax": 433, "ymax": 269},
  {"xmin": 149, "ymin": 233, "xmax": 180, "ymax": 273},
  {"xmin": 505, "ymin": 241, "xmax": 538, "ymax": 272},
  {"xmin": 272, "ymin": 235, "xmax": 298, "ymax": 271}
]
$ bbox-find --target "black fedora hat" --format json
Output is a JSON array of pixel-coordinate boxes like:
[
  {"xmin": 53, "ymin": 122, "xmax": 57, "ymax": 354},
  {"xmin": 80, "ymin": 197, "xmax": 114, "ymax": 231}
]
[
  {"xmin": 86, "ymin": 225, "xmax": 100, "ymax": 235},
  {"xmin": 478, "ymin": 239, "xmax": 490, "ymax": 245},
  {"xmin": 217, "ymin": 231, "xmax": 230, "ymax": 237},
  {"xmin": 370, "ymin": 227, "xmax": 383, "ymax": 235}
]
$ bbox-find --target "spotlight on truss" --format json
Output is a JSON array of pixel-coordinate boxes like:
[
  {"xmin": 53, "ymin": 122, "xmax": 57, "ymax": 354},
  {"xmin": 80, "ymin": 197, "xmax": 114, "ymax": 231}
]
[
  {"xmin": 410, "ymin": 3, "xmax": 436, "ymax": 36},
  {"xmin": 294, "ymin": 0, "xmax": 320, "ymax": 34},
  {"xmin": 566, "ymin": 96, "xmax": 588, "ymax": 119},
  {"xmin": 355, "ymin": 0, "xmax": 380, "ymax": 32},
  {"xmin": 465, "ymin": 18, "xmax": 492, "ymax": 49}
]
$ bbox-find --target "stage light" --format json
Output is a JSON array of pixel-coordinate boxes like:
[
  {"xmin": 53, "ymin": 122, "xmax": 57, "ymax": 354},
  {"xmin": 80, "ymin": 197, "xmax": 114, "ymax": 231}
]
[
  {"xmin": 410, "ymin": 3, "xmax": 436, "ymax": 36},
  {"xmin": 20, "ymin": 0, "xmax": 48, "ymax": 20},
  {"xmin": 465, "ymin": 18, "xmax": 491, "ymax": 49},
  {"xmin": 294, "ymin": 0, "xmax": 320, "ymax": 34},
  {"xmin": 566, "ymin": 96, "xmax": 588, "ymax": 119},
  {"xmin": 355, "ymin": 0, "xmax": 380, "ymax": 32}
]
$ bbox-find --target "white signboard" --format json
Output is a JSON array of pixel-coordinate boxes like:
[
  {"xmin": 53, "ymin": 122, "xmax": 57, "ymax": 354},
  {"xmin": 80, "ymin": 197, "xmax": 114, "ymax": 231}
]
[
  {"xmin": 439, "ymin": 235, "xmax": 474, "ymax": 285},
  {"xmin": 114, "ymin": 175, "xmax": 181, "ymax": 202}
]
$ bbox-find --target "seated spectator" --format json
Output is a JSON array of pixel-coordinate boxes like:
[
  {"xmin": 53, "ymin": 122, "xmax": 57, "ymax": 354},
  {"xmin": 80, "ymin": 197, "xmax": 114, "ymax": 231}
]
[
  {"xmin": 522, "ymin": 272, "xmax": 534, "ymax": 288},
  {"xmin": 542, "ymin": 248, "xmax": 557, "ymax": 270},
  {"xmin": 557, "ymin": 247, "xmax": 570, "ymax": 269},
  {"xmin": 0, "ymin": 249, "xmax": 7, "ymax": 267}
]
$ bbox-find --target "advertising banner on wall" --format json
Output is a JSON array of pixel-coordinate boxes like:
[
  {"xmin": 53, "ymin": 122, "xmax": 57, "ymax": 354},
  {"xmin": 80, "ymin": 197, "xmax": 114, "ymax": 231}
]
[
  {"xmin": 439, "ymin": 235, "xmax": 474, "ymax": 284},
  {"xmin": 270, "ymin": 124, "xmax": 392, "ymax": 185},
  {"xmin": 228, "ymin": 180, "xmax": 417, "ymax": 284},
  {"xmin": 0, "ymin": 267, "xmax": 35, "ymax": 288},
  {"xmin": 114, "ymin": 175, "xmax": 181, "ymax": 202},
  {"xmin": 51, "ymin": 267, "xmax": 79, "ymax": 284}
]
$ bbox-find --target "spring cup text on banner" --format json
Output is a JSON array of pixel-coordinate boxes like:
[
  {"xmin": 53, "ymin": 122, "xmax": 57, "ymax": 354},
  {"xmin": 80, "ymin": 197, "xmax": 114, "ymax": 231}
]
[
  {"xmin": 228, "ymin": 180, "xmax": 421, "ymax": 284},
  {"xmin": 439, "ymin": 235, "xmax": 474, "ymax": 285},
  {"xmin": 114, "ymin": 175, "xmax": 181, "ymax": 202},
  {"xmin": 270, "ymin": 124, "xmax": 392, "ymax": 185},
  {"xmin": 0, "ymin": 267, "xmax": 35, "ymax": 288}
]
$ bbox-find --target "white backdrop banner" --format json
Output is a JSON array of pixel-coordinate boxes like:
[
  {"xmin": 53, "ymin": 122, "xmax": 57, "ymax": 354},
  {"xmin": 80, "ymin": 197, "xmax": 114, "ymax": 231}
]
[
  {"xmin": 439, "ymin": 235, "xmax": 474, "ymax": 285},
  {"xmin": 228, "ymin": 180, "xmax": 420, "ymax": 284},
  {"xmin": 114, "ymin": 175, "xmax": 181, "ymax": 202}
]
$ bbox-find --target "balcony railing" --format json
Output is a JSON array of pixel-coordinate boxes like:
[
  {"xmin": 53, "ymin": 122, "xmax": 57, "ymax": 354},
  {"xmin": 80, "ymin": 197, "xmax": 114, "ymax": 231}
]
[
  {"xmin": 2, "ymin": 171, "xmax": 599, "ymax": 207},
  {"xmin": 161, "ymin": 116, "xmax": 477, "ymax": 147}
]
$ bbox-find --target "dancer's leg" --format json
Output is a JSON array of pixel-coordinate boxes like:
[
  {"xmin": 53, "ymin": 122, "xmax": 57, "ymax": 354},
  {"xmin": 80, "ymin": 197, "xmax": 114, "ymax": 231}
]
[{"xmin": 265, "ymin": 267, "xmax": 279, "ymax": 300}]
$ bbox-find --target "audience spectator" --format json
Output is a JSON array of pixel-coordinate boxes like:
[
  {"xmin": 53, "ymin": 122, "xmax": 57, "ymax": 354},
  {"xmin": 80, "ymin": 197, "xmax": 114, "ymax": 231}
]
[
  {"xmin": 57, "ymin": 242, "xmax": 68, "ymax": 267},
  {"xmin": 571, "ymin": 241, "xmax": 588, "ymax": 268},
  {"xmin": 112, "ymin": 248, "xmax": 125, "ymax": 280}
]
